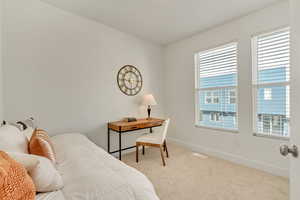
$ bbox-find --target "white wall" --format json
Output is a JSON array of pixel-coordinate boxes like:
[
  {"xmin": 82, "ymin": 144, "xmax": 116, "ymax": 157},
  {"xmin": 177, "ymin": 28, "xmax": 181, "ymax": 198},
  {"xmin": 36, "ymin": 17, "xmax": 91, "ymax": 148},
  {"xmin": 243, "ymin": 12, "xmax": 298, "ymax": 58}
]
[
  {"xmin": 2, "ymin": 0, "xmax": 165, "ymax": 150},
  {"xmin": 0, "ymin": 0, "xmax": 3, "ymax": 121},
  {"xmin": 164, "ymin": 1, "xmax": 290, "ymax": 177}
]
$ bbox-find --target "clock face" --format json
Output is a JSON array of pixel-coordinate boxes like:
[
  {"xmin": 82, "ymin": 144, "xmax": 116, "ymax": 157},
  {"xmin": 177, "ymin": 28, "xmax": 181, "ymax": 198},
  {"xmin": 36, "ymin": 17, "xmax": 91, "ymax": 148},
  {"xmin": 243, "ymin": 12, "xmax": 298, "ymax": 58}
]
[{"xmin": 117, "ymin": 65, "xmax": 143, "ymax": 96}]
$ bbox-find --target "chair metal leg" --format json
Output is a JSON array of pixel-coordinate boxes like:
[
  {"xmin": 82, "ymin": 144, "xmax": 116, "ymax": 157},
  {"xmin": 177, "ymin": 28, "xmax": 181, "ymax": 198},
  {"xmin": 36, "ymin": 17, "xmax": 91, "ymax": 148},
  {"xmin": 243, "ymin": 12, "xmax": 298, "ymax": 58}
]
[
  {"xmin": 136, "ymin": 144, "xmax": 139, "ymax": 163},
  {"xmin": 165, "ymin": 141, "xmax": 169, "ymax": 158},
  {"xmin": 142, "ymin": 146, "xmax": 145, "ymax": 155},
  {"xmin": 119, "ymin": 131, "xmax": 122, "ymax": 160},
  {"xmin": 160, "ymin": 146, "xmax": 166, "ymax": 166}
]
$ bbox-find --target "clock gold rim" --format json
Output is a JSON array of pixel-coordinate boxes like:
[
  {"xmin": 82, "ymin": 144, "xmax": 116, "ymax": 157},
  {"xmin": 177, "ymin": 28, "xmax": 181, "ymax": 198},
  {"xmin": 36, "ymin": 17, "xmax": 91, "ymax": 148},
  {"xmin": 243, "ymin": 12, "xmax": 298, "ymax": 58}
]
[{"xmin": 117, "ymin": 65, "xmax": 143, "ymax": 96}]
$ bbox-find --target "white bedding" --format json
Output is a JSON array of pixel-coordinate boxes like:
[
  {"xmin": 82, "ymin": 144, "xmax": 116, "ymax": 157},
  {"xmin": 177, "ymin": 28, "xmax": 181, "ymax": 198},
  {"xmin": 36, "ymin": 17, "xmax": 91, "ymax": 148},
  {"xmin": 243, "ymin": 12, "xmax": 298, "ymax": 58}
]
[
  {"xmin": 36, "ymin": 191, "xmax": 65, "ymax": 200},
  {"xmin": 50, "ymin": 133, "xmax": 159, "ymax": 200}
]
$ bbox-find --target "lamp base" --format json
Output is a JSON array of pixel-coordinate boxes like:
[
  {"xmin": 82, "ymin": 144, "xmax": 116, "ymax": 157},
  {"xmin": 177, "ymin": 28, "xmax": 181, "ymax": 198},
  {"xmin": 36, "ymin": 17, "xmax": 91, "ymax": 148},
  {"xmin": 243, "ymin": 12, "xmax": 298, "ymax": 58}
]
[{"xmin": 147, "ymin": 106, "xmax": 151, "ymax": 119}]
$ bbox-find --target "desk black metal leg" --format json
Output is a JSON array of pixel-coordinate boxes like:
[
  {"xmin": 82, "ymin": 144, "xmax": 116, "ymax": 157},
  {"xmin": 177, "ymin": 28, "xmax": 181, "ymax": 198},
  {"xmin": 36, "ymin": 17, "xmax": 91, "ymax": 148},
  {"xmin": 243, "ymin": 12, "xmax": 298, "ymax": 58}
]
[
  {"xmin": 119, "ymin": 131, "xmax": 122, "ymax": 160},
  {"xmin": 150, "ymin": 127, "xmax": 153, "ymax": 133},
  {"xmin": 107, "ymin": 127, "xmax": 110, "ymax": 153}
]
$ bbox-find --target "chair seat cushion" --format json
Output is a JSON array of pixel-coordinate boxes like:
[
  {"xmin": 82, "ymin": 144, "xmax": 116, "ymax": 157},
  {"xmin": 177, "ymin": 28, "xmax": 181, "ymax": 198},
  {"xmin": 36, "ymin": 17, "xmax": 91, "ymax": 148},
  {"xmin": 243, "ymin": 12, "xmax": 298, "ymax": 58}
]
[{"xmin": 136, "ymin": 133, "xmax": 162, "ymax": 144}]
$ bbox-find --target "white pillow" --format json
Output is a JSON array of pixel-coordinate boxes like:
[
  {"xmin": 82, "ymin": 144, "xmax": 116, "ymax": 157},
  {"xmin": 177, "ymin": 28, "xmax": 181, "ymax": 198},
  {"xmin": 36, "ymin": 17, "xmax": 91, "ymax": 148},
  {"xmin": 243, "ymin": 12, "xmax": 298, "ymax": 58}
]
[
  {"xmin": 22, "ymin": 127, "xmax": 34, "ymax": 140},
  {"xmin": 8, "ymin": 152, "xmax": 64, "ymax": 192},
  {"xmin": 9, "ymin": 152, "xmax": 40, "ymax": 171},
  {"xmin": 0, "ymin": 125, "xmax": 29, "ymax": 153}
]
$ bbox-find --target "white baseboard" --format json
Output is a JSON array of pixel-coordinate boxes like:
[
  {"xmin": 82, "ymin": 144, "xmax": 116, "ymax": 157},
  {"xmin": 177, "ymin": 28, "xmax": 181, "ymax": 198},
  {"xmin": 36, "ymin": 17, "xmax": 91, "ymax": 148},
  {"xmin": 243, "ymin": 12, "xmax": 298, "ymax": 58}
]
[{"xmin": 168, "ymin": 137, "xmax": 289, "ymax": 178}]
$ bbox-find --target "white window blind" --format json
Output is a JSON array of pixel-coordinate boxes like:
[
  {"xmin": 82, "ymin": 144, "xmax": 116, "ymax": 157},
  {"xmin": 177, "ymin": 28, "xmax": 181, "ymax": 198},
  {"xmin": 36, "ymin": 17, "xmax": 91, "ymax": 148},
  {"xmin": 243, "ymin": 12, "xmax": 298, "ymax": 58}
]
[
  {"xmin": 195, "ymin": 43, "xmax": 238, "ymax": 130},
  {"xmin": 252, "ymin": 28, "xmax": 290, "ymax": 138}
]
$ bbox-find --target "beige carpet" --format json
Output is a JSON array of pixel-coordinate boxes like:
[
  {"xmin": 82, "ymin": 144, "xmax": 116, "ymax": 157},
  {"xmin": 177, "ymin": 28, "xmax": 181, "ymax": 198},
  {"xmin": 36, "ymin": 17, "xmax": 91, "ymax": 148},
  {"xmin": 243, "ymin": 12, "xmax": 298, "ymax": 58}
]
[{"xmin": 122, "ymin": 142, "xmax": 289, "ymax": 200}]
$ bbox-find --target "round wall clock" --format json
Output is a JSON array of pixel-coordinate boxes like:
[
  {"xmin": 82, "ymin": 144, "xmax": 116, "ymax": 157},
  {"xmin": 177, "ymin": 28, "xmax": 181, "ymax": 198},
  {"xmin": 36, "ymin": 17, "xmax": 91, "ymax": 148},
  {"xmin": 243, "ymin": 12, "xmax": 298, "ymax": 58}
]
[{"xmin": 117, "ymin": 65, "xmax": 143, "ymax": 96}]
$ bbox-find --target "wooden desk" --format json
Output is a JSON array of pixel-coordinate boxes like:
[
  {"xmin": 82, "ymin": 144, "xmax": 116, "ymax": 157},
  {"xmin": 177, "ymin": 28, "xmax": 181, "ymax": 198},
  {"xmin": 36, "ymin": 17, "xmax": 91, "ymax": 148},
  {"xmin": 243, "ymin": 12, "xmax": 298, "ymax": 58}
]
[{"xmin": 108, "ymin": 118, "xmax": 164, "ymax": 160}]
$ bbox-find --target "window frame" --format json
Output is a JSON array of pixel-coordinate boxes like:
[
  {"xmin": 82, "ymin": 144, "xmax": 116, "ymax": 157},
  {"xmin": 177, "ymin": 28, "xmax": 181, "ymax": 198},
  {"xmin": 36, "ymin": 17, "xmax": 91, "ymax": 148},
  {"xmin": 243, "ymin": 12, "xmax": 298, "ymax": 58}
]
[
  {"xmin": 194, "ymin": 42, "xmax": 239, "ymax": 133},
  {"xmin": 251, "ymin": 27, "xmax": 290, "ymax": 140}
]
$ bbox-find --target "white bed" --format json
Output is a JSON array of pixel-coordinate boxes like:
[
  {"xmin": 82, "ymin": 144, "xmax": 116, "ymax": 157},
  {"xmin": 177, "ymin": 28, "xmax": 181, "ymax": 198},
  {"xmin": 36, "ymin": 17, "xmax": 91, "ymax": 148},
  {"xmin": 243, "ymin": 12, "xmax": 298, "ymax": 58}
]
[{"xmin": 38, "ymin": 133, "xmax": 159, "ymax": 200}]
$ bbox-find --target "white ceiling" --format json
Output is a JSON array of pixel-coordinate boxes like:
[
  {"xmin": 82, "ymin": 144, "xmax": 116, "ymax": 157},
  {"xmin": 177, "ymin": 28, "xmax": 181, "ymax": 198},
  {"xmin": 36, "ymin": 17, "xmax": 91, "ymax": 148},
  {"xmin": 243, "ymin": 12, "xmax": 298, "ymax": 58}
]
[{"xmin": 41, "ymin": 0, "xmax": 283, "ymax": 45}]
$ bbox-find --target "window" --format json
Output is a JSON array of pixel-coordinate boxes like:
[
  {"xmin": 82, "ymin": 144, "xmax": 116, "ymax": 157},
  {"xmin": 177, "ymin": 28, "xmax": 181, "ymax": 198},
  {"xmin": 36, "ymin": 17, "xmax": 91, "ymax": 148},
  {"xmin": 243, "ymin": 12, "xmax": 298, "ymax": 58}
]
[
  {"xmin": 210, "ymin": 112, "xmax": 221, "ymax": 122},
  {"xmin": 195, "ymin": 43, "xmax": 238, "ymax": 130},
  {"xmin": 199, "ymin": 112, "xmax": 203, "ymax": 121},
  {"xmin": 205, "ymin": 91, "xmax": 219, "ymax": 104},
  {"xmin": 210, "ymin": 113, "xmax": 215, "ymax": 121},
  {"xmin": 252, "ymin": 28, "xmax": 290, "ymax": 138},
  {"xmin": 258, "ymin": 114, "xmax": 285, "ymax": 135},
  {"xmin": 264, "ymin": 88, "xmax": 272, "ymax": 100},
  {"xmin": 213, "ymin": 91, "xmax": 219, "ymax": 104},
  {"xmin": 205, "ymin": 92, "xmax": 212, "ymax": 104},
  {"xmin": 229, "ymin": 90, "xmax": 236, "ymax": 104}
]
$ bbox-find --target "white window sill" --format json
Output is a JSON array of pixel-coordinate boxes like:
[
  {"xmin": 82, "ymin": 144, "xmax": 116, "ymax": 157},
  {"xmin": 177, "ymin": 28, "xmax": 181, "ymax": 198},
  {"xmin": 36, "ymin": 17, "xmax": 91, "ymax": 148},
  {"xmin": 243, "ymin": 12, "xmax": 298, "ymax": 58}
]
[
  {"xmin": 253, "ymin": 132, "xmax": 290, "ymax": 141},
  {"xmin": 195, "ymin": 124, "xmax": 239, "ymax": 134}
]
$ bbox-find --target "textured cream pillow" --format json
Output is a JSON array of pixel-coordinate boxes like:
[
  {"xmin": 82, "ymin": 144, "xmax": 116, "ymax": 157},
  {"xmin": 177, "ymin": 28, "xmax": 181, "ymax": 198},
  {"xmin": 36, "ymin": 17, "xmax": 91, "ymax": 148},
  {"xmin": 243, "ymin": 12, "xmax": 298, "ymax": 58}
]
[
  {"xmin": 8, "ymin": 152, "xmax": 64, "ymax": 193},
  {"xmin": 0, "ymin": 125, "xmax": 29, "ymax": 153}
]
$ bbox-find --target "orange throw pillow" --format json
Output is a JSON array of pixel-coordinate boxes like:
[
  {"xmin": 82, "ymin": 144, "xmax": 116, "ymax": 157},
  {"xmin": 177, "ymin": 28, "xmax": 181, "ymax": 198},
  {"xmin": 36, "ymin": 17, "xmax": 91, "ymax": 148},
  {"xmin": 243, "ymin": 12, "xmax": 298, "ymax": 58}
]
[
  {"xmin": 29, "ymin": 129, "xmax": 56, "ymax": 164},
  {"xmin": 0, "ymin": 151, "xmax": 36, "ymax": 200}
]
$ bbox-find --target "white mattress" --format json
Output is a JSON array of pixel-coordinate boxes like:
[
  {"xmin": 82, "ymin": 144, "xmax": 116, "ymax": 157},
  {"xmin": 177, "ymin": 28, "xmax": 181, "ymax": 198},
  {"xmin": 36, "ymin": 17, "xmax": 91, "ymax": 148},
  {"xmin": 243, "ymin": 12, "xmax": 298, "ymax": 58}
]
[{"xmin": 50, "ymin": 133, "xmax": 159, "ymax": 200}]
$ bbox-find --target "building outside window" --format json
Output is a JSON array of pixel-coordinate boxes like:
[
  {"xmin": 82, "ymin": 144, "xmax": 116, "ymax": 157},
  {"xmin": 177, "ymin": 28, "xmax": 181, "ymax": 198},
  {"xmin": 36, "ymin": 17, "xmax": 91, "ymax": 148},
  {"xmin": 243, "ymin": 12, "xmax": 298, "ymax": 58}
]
[
  {"xmin": 195, "ymin": 43, "xmax": 238, "ymax": 130},
  {"xmin": 252, "ymin": 27, "xmax": 290, "ymax": 138}
]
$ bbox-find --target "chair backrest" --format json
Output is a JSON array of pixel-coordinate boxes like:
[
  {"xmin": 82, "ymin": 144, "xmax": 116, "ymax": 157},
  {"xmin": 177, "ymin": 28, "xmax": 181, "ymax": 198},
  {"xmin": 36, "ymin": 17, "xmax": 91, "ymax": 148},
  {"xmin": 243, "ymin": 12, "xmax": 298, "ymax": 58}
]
[{"xmin": 160, "ymin": 118, "xmax": 170, "ymax": 143}]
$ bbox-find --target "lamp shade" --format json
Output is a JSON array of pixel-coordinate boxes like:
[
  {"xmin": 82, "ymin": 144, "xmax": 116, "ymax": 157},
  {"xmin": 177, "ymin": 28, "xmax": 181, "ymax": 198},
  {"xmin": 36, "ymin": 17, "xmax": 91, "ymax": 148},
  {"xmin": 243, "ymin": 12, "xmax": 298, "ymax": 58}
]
[{"xmin": 142, "ymin": 94, "xmax": 157, "ymax": 106}]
